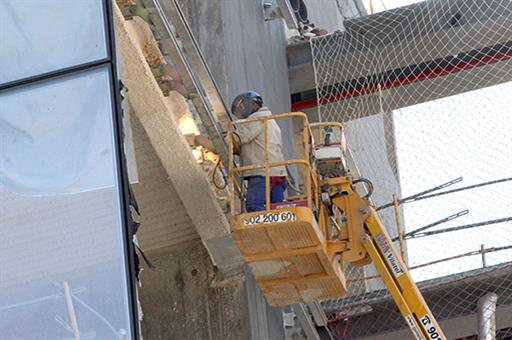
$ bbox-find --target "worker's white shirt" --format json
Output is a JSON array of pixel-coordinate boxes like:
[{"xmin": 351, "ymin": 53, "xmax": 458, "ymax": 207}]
[{"xmin": 237, "ymin": 107, "xmax": 287, "ymax": 178}]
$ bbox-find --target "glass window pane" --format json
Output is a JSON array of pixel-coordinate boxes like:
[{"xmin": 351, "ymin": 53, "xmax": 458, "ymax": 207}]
[
  {"xmin": 0, "ymin": 67, "xmax": 132, "ymax": 339},
  {"xmin": 0, "ymin": 0, "xmax": 107, "ymax": 85}
]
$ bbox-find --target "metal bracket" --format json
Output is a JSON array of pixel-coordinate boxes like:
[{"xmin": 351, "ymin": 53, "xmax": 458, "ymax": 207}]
[
  {"xmin": 261, "ymin": 0, "xmax": 298, "ymax": 30},
  {"xmin": 292, "ymin": 304, "xmax": 321, "ymax": 340},
  {"xmin": 306, "ymin": 302, "xmax": 329, "ymax": 327}
]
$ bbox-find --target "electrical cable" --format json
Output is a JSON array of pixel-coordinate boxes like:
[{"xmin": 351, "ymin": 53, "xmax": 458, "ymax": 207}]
[{"xmin": 212, "ymin": 158, "xmax": 227, "ymax": 190}]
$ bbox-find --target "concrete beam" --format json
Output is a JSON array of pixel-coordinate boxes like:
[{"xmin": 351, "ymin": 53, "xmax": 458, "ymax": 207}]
[
  {"xmin": 318, "ymin": 58, "xmax": 512, "ymax": 120},
  {"xmin": 288, "ymin": 0, "xmax": 512, "ymax": 117},
  {"xmin": 115, "ymin": 5, "xmax": 243, "ymax": 275},
  {"xmin": 287, "ymin": 41, "xmax": 313, "ymax": 93},
  {"xmin": 130, "ymin": 105, "xmax": 200, "ymax": 255}
]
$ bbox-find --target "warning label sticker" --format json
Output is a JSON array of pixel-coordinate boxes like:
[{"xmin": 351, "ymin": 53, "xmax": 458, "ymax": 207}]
[
  {"xmin": 420, "ymin": 314, "xmax": 445, "ymax": 339},
  {"xmin": 405, "ymin": 315, "xmax": 423, "ymax": 340},
  {"xmin": 375, "ymin": 233, "xmax": 404, "ymax": 277}
]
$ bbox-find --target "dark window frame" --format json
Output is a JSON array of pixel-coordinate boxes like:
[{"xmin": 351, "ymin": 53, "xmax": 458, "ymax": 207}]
[{"xmin": 0, "ymin": 0, "xmax": 140, "ymax": 338}]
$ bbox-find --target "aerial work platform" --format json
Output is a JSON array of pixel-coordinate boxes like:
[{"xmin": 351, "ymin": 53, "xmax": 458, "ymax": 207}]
[
  {"xmin": 229, "ymin": 113, "xmax": 347, "ymax": 305},
  {"xmin": 233, "ymin": 206, "xmax": 347, "ymax": 306},
  {"xmin": 228, "ymin": 113, "xmax": 446, "ymax": 339}
]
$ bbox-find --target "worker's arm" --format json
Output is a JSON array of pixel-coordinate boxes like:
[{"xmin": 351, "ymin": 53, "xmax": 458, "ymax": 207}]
[{"xmin": 236, "ymin": 120, "xmax": 263, "ymax": 144}]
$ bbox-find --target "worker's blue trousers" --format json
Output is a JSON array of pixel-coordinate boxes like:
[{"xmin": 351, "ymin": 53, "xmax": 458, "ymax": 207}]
[{"xmin": 246, "ymin": 176, "xmax": 287, "ymax": 212}]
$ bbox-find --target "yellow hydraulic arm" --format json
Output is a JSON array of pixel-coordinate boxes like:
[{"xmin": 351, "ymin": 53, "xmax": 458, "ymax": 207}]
[
  {"xmin": 363, "ymin": 210, "xmax": 445, "ymax": 340},
  {"xmin": 327, "ymin": 177, "xmax": 446, "ymax": 340}
]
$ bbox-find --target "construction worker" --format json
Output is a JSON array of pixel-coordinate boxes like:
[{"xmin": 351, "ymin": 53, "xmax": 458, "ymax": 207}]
[{"xmin": 231, "ymin": 91, "xmax": 287, "ymax": 212}]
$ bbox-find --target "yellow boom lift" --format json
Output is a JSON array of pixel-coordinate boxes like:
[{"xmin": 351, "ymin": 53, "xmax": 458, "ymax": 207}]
[{"xmin": 227, "ymin": 112, "xmax": 445, "ymax": 340}]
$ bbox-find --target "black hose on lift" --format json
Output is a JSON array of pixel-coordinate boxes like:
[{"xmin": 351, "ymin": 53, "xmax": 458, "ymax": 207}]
[
  {"xmin": 212, "ymin": 158, "xmax": 227, "ymax": 190},
  {"xmin": 353, "ymin": 178, "xmax": 374, "ymax": 200},
  {"xmin": 212, "ymin": 131, "xmax": 241, "ymax": 190}
]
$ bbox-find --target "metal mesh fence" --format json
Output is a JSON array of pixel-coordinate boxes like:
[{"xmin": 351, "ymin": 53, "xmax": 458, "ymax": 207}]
[{"xmin": 310, "ymin": 0, "xmax": 512, "ymax": 338}]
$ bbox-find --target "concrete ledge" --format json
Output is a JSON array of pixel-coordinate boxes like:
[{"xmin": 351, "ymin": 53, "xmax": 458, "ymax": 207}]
[{"xmin": 115, "ymin": 5, "xmax": 243, "ymax": 274}]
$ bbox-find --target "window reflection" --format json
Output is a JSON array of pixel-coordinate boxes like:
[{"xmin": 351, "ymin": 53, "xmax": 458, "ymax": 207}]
[
  {"xmin": 0, "ymin": 0, "xmax": 107, "ymax": 85},
  {"xmin": 0, "ymin": 67, "xmax": 132, "ymax": 339}
]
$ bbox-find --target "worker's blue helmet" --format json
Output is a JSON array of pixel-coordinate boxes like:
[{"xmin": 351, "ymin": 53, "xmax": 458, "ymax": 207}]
[{"xmin": 231, "ymin": 91, "xmax": 263, "ymax": 119}]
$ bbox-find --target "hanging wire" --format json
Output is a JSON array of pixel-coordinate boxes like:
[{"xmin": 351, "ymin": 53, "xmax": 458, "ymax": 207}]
[
  {"xmin": 377, "ymin": 177, "xmax": 462, "ymax": 211},
  {"xmin": 392, "ymin": 209, "xmax": 469, "ymax": 241},
  {"xmin": 378, "ymin": 176, "xmax": 512, "ymax": 211},
  {"xmin": 348, "ymin": 243, "xmax": 512, "ymax": 283},
  {"xmin": 410, "ymin": 216, "xmax": 512, "ymax": 239}
]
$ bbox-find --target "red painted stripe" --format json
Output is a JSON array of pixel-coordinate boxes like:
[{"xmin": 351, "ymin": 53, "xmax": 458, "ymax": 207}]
[{"xmin": 291, "ymin": 48, "xmax": 512, "ymax": 111}]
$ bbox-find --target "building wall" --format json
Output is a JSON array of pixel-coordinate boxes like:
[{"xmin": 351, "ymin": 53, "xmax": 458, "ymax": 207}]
[
  {"xmin": 139, "ymin": 241, "xmax": 250, "ymax": 340},
  {"xmin": 177, "ymin": 0, "xmax": 346, "ymax": 111},
  {"xmin": 175, "ymin": 2, "xmax": 343, "ymax": 339},
  {"xmin": 303, "ymin": 0, "xmax": 345, "ymax": 32},
  {"xmin": 144, "ymin": 1, "xmax": 363, "ymax": 338},
  {"xmin": 176, "ymin": 0, "xmax": 228, "ymax": 99},
  {"xmin": 115, "ymin": 6, "xmax": 251, "ymax": 339}
]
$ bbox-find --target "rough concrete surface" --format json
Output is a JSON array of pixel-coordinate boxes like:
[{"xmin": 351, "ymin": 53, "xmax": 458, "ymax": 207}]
[
  {"xmin": 130, "ymin": 110, "xmax": 199, "ymax": 255},
  {"xmin": 176, "ymin": 0, "xmax": 228, "ymax": 99},
  {"xmin": 139, "ymin": 241, "xmax": 250, "ymax": 340},
  {"xmin": 303, "ymin": 0, "xmax": 345, "ymax": 32},
  {"xmin": 115, "ymin": 5, "xmax": 243, "ymax": 274}
]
